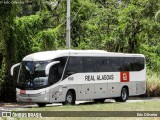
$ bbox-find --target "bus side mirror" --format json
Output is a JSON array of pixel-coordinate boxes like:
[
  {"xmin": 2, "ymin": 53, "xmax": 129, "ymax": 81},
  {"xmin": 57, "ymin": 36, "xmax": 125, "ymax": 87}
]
[
  {"xmin": 11, "ymin": 63, "xmax": 21, "ymax": 76},
  {"xmin": 45, "ymin": 61, "xmax": 60, "ymax": 76}
]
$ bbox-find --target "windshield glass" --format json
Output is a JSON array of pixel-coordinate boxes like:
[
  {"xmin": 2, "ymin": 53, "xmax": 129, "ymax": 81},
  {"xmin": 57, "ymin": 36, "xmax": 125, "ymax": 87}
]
[{"xmin": 17, "ymin": 61, "xmax": 50, "ymax": 90}]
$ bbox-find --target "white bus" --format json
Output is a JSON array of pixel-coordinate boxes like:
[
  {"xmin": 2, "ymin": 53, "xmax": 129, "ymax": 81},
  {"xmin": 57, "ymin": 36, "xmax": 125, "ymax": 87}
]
[{"xmin": 11, "ymin": 50, "xmax": 146, "ymax": 107}]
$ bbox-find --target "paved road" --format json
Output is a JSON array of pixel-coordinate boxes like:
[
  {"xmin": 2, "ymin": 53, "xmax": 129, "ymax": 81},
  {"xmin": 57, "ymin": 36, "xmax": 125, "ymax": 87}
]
[{"xmin": 0, "ymin": 97, "xmax": 160, "ymax": 112}]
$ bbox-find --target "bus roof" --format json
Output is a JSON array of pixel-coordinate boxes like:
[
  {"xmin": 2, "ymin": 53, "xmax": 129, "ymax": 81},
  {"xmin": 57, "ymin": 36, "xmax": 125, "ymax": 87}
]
[{"xmin": 22, "ymin": 50, "xmax": 145, "ymax": 61}]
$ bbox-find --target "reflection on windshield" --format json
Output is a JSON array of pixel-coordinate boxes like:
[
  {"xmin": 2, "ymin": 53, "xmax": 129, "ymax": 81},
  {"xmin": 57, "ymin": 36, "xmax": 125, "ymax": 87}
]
[{"xmin": 17, "ymin": 61, "xmax": 50, "ymax": 90}]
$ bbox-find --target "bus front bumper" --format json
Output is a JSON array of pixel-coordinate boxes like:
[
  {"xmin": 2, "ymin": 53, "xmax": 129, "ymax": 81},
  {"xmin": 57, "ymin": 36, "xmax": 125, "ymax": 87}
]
[{"xmin": 16, "ymin": 92, "xmax": 50, "ymax": 103}]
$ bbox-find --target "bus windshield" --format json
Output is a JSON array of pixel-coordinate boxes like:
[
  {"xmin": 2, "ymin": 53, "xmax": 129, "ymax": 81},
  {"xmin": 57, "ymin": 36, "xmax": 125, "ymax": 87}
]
[{"xmin": 17, "ymin": 61, "xmax": 50, "ymax": 90}]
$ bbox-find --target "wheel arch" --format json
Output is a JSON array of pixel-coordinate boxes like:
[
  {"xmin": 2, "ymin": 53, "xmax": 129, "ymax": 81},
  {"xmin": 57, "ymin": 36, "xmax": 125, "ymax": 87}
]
[
  {"xmin": 122, "ymin": 85, "xmax": 129, "ymax": 96},
  {"xmin": 67, "ymin": 89, "xmax": 76, "ymax": 101}
]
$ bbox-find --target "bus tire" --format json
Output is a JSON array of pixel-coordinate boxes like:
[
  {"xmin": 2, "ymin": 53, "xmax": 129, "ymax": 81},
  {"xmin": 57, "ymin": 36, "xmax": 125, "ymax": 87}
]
[
  {"xmin": 63, "ymin": 91, "xmax": 75, "ymax": 105},
  {"xmin": 114, "ymin": 87, "xmax": 128, "ymax": 102},
  {"xmin": 37, "ymin": 103, "xmax": 46, "ymax": 107},
  {"xmin": 94, "ymin": 99, "xmax": 106, "ymax": 103}
]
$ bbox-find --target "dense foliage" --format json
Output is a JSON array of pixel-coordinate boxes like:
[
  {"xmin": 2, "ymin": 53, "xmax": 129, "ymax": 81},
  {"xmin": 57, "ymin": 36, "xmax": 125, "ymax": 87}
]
[{"xmin": 0, "ymin": 0, "xmax": 160, "ymax": 101}]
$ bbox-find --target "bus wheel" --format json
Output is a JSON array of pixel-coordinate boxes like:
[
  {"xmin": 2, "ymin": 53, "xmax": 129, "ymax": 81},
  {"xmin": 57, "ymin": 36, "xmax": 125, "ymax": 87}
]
[
  {"xmin": 114, "ymin": 87, "xmax": 128, "ymax": 102},
  {"xmin": 94, "ymin": 99, "xmax": 106, "ymax": 103},
  {"xmin": 63, "ymin": 91, "xmax": 75, "ymax": 105},
  {"xmin": 37, "ymin": 103, "xmax": 46, "ymax": 107}
]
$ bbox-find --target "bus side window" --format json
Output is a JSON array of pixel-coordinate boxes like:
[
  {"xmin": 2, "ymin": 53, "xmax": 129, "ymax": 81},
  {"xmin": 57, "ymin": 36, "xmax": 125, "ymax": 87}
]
[
  {"xmin": 65, "ymin": 57, "xmax": 83, "ymax": 77},
  {"xmin": 82, "ymin": 57, "xmax": 97, "ymax": 72},
  {"xmin": 131, "ymin": 57, "xmax": 144, "ymax": 71},
  {"xmin": 49, "ymin": 64, "xmax": 60, "ymax": 85},
  {"xmin": 121, "ymin": 57, "xmax": 145, "ymax": 71},
  {"xmin": 54, "ymin": 57, "xmax": 67, "ymax": 80},
  {"xmin": 96, "ymin": 58, "xmax": 109, "ymax": 72},
  {"xmin": 122, "ymin": 58, "xmax": 131, "ymax": 71},
  {"xmin": 138, "ymin": 57, "xmax": 145, "ymax": 70}
]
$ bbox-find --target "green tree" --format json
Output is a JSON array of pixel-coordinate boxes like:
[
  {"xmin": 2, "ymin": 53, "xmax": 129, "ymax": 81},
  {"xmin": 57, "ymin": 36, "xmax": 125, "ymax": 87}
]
[{"xmin": 0, "ymin": 1, "xmax": 17, "ymax": 101}]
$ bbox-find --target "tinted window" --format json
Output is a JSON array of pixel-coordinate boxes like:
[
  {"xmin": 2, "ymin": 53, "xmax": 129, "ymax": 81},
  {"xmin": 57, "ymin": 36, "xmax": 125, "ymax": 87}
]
[
  {"xmin": 122, "ymin": 58, "xmax": 131, "ymax": 71},
  {"xmin": 49, "ymin": 57, "xmax": 67, "ymax": 84},
  {"xmin": 82, "ymin": 57, "xmax": 122, "ymax": 72},
  {"xmin": 122, "ymin": 57, "xmax": 145, "ymax": 71},
  {"xmin": 54, "ymin": 57, "xmax": 67, "ymax": 77},
  {"xmin": 82, "ymin": 57, "xmax": 97, "ymax": 72},
  {"xmin": 49, "ymin": 64, "xmax": 60, "ymax": 84},
  {"xmin": 97, "ymin": 57, "xmax": 122, "ymax": 72},
  {"xmin": 65, "ymin": 57, "xmax": 83, "ymax": 75},
  {"xmin": 64, "ymin": 56, "xmax": 145, "ymax": 76}
]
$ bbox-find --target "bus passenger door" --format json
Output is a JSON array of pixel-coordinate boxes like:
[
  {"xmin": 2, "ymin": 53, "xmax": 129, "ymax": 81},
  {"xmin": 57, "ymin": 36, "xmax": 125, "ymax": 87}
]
[
  {"xmin": 49, "ymin": 64, "xmax": 63, "ymax": 102},
  {"xmin": 50, "ymin": 85, "xmax": 63, "ymax": 103}
]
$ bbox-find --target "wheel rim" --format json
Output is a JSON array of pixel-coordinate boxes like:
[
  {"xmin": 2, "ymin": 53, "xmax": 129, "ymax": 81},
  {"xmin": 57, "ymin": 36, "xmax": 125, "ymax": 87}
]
[
  {"xmin": 67, "ymin": 95, "xmax": 72, "ymax": 103},
  {"xmin": 122, "ymin": 90, "xmax": 127, "ymax": 100}
]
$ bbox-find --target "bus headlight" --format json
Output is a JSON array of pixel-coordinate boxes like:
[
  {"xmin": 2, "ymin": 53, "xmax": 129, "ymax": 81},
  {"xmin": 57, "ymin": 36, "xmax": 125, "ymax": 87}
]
[{"xmin": 40, "ymin": 91, "xmax": 46, "ymax": 95}]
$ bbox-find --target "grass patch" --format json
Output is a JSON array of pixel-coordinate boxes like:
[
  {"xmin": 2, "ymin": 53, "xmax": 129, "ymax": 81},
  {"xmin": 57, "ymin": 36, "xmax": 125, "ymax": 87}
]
[
  {"xmin": 146, "ymin": 69, "xmax": 160, "ymax": 97},
  {"xmin": 12, "ymin": 101, "xmax": 160, "ymax": 120},
  {"xmin": 18, "ymin": 101, "xmax": 160, "ymax": 111}
]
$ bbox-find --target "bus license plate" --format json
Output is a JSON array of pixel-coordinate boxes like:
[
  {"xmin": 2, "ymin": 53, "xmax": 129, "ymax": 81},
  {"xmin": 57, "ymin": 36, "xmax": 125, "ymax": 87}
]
[{"xmin": 20, "ymin": 90, "xmax": 26, "ymax": 94}]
